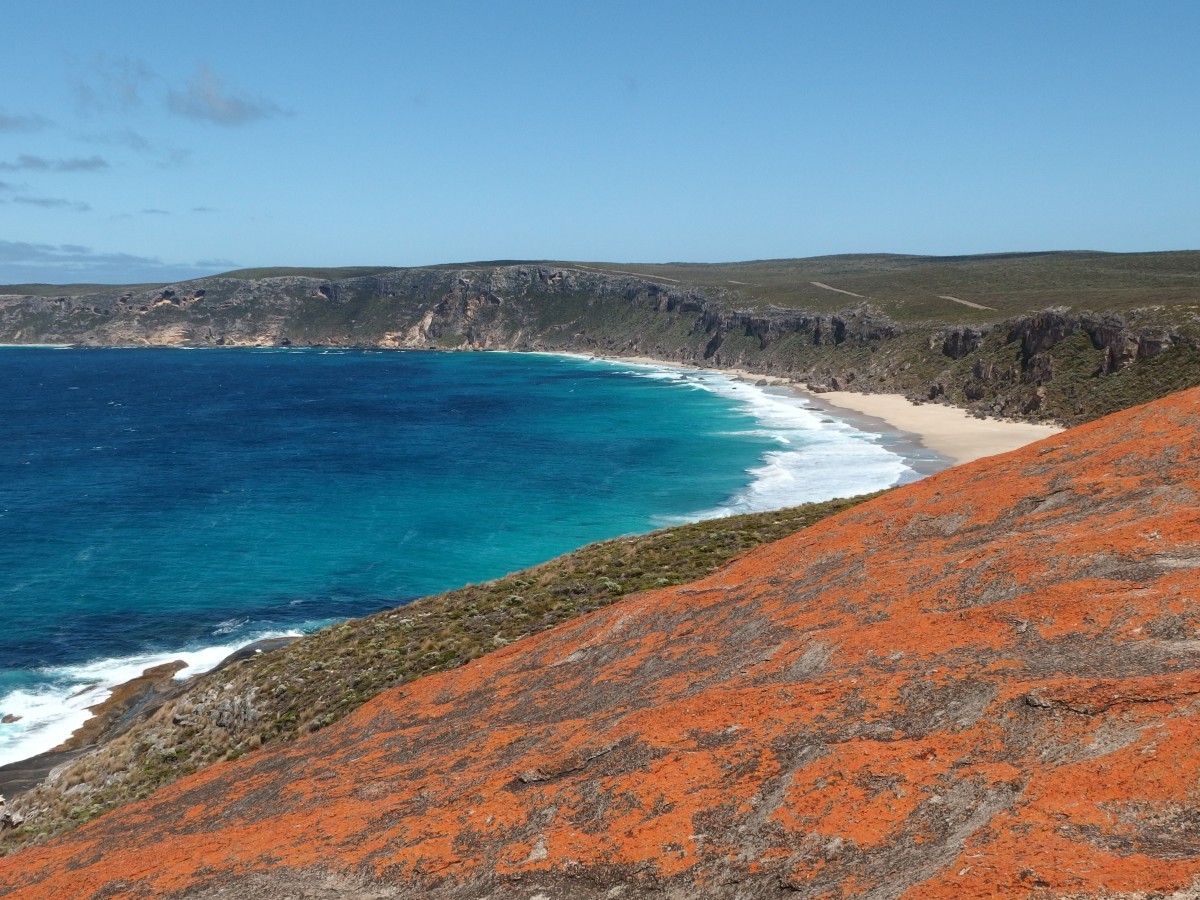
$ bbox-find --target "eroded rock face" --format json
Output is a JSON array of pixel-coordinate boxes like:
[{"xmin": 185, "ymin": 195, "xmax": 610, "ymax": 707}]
[
  {"xmin": 3, "ymin": 265, "xmax": 1198, "ymax": 424},
  {"xmin": 939, "ymin": 324, "xmax": 990, "ymax": 359},
  {"xmin": 6, "ymin": 392, "xmax": 1200, "ymax": 897}
]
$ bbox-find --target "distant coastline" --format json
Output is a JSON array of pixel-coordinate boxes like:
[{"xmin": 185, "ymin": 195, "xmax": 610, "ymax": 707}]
[
  {"xmin": 809, "ymin": 389, "xmax": 1063, "ymax": 464},
  {"xmin": 0, "ymin": 340, "xmax": 1063, "ymax": 467}
]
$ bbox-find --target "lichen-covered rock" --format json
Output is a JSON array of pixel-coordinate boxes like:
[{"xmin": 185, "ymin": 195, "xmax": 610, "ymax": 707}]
[{"xmin": 5, "ymin": 389, "xmax": 1200, "ymax": 897}]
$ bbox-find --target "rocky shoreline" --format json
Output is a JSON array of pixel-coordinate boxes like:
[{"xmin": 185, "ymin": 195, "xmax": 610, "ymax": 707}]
[
  {"xmin": 0, "ymin": 637, "xmax": 297, "ymax": 801},
  {"xmin": 2, "ymin": 259, "xmax": 1198, "ymax": 426}
]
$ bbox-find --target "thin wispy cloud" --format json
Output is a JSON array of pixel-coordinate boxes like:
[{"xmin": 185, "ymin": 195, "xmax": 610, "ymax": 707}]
[
  {"xmin": 0, "ymin": 110, "xmax": 52, "ymax": 133},
  {"xmin": 12, "ymin": 196, "xmax": 91, "ymax": 212},
  {"xmin": 0, "ymin": 154, "xmax": 109, "ymax": 172},
  {"xmin": 0, "ymin": 240, "xmax": 236, "ymax": 283},
  {"xmin": 81, "ymin": 130, "xmax": 190, "ymax": 168},
  {"xmin": 141, "ymin": 208, "xmax": 169, "ymax": 215},
  {"xmin": 167, "ymin": 62, "xmax": 287, "ymax": 127},
  {"xmin": 73, "ymin": 54, "xmax": 155, "ymax": 114}
]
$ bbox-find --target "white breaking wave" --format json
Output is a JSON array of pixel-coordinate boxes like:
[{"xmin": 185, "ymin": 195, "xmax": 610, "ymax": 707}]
[
  {"xmin": 580, "ymin": 358, "xmax": 914, "ymax": 521},
  {"xmin": 1, "ymin": 354, "xmax": 915, "ymax": 769},
  {"xmin": 0, "ymin": 628, "xmax": 302, "ymax": 768}
]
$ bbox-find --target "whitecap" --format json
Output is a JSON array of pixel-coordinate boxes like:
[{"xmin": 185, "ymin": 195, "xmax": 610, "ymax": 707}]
[{"xmin": 212, "ymin": 616, "xmax": 250, "ymax": 635}]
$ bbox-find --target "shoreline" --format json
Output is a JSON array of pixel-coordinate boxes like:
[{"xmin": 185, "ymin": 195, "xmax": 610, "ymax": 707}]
[
  {"xmin": 0, "ymin": 638, "xmax": 298, "ymax": 798},
  {"xmin": 812, "ymin": 390, "xmax": 1063, "ymax": 464},
  {"xmin": 1, "ymin": 347, "xmax": 1059, "ymax": 785},
  {"xmin": 1, "ymin": 344, "xmax": 1066, "ymax": 464},
  {"xmin": 568, "ymin": 352, "xmax": 1063, "ymax": 467}
]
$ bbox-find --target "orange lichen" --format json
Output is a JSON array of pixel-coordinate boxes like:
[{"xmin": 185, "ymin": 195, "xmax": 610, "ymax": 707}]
[{"xmin": 5, "ymin": 389, "xmax": 1200, "ymax": 896}]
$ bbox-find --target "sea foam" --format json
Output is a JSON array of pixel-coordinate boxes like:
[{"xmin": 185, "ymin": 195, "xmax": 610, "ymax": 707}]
[
  {"xmin": 582, "ymin": 359, "xmax": 916, "ymax": 520},
  {"xmin": 1, "ymin": 349, "xmax": 927, "ymax": 770},
  {"xmin": 0, "ymin": 628, "xmax": 300, "ymax": 768}
]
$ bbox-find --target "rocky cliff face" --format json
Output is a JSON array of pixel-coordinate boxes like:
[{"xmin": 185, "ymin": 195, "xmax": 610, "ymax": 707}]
[
  {"xmin": 3, "ymin": 264, "xmax": 1197, "ymax": 424},
  {"xmin": 5, "ymin": 389, "xmax": 1200, "ymax": 898}
]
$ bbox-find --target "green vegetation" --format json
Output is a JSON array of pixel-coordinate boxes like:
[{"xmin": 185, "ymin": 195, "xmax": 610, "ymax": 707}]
[
  {"xmin": 3, "ymin": 249, "xmax": 1199, "ymax": 425},
  {"xmin": 1042, "ymin": 340, "xmax": 1200, "ymax": 422},
  {"xmin": 0, "ymin": 492, "xmax": 879, "ymax": 853},
  {"xmin": 244, "ymin": 492, "xmax": 880, "ymax": 743},
  {"xmin": 558, "ymin": 251, "xmax": 1200, "ymax": 322}
]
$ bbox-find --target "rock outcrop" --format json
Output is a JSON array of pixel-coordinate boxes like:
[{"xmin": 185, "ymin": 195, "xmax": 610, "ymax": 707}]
[
  {"xmin": 5, "ymin": 389, "xmax": 1200, "ymax": 897},
  {"xmin": 3, "ymin": 262, "xmax": 1198, "ymax": 423}
]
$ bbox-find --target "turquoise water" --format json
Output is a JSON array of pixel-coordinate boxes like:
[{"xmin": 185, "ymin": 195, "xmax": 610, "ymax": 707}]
[{"xmin": 0, "ymin": 348, "xmax": 913, "ymax": 764}]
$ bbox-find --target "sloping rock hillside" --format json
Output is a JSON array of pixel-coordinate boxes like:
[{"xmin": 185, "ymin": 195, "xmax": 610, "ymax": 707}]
[{"xmin": 4, "ymin": 390, "xmax": 1200, "ymax": 898}]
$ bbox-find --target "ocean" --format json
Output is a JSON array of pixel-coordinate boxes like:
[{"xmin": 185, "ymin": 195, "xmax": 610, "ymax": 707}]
[{"xmin": 0, "ymin": 347, "xmax": 926, "ymax": 766}]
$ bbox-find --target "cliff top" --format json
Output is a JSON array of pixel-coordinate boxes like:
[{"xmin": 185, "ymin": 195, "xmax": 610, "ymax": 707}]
[{"xmin": 5, "ymin": 249, "xmax": 1199, "ymax": 325}]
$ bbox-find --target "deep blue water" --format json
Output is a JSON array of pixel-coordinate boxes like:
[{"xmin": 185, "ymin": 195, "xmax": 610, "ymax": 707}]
[{"xmin": 0, "ymin": 347, "xmax": 912, "ymax": 763}]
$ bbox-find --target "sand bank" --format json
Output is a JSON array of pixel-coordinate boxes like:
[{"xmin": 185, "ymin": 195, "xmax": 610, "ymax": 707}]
[{"xmin": 802, "ymin": 391, "xmax": 1062, "ymax": 465}]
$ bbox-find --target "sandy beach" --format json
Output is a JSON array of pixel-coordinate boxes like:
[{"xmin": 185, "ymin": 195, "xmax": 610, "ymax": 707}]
[
  {"xmin": 587, "ymin": 354, "xmax": 1064, "ymax": 467},
  {"xmin": 812, "ymin": 391, "xmax": 1063, "ymax": 464}
]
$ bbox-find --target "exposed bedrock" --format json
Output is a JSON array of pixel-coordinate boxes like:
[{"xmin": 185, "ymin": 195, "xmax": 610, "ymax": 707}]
[{"xmin": 1, "ymin": 265, "xmax": 1198, "ymax": 423}]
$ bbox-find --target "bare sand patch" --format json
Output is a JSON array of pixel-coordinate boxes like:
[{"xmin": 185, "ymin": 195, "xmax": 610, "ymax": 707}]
[{"xmin": 815, "ymin": 390, "xmax": 1062, "ymax": 464}]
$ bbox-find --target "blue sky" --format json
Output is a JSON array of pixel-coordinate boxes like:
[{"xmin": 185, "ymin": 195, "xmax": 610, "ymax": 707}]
[{"xmin": 1, "ymin": 1, "xmax": 1197, "ymax": 283}]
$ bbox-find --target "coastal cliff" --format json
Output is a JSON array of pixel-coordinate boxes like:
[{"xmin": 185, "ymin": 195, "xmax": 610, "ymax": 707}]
[
  {"xmin": 4, "ymin": 388, "xmax": 1200, "ymax": 897},
  {"xmin": 3, "ymin": 252, "xmax": 1200, "ymax": 424}
]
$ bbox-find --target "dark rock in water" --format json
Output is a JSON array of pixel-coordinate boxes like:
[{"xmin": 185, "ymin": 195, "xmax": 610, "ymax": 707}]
[
  {"xmin": 0, "ymin": 638, "xmax": 301, "ymax": 802},
  {"xmin": 0, "ymin": 715, "xmax": 20, "ymax": 724},
  {"xmin": 56, "ymin": 661, "xmax": 190, "ymax": 754},
  {"xmin": 210, "ymin": 637, "xmax": 300, "ymax": 672}
]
